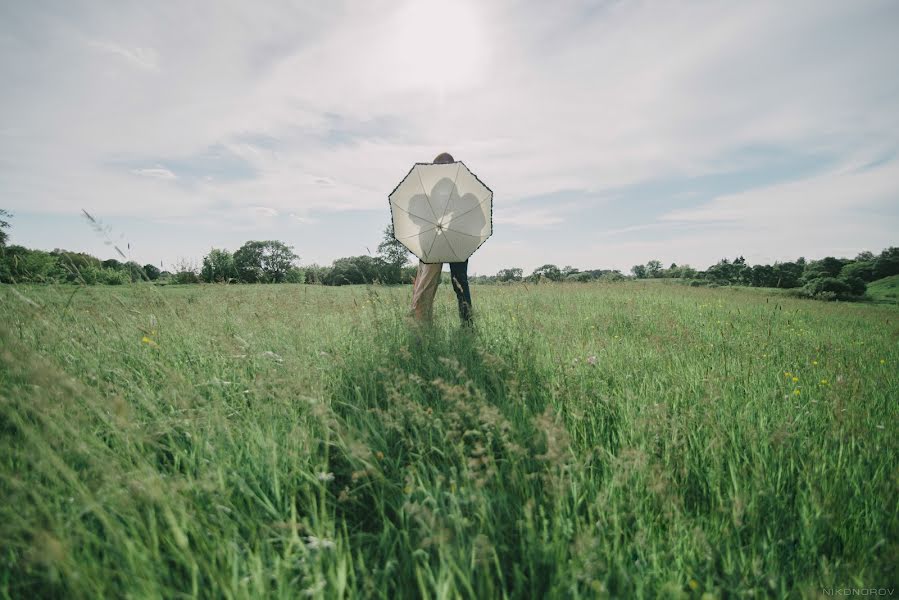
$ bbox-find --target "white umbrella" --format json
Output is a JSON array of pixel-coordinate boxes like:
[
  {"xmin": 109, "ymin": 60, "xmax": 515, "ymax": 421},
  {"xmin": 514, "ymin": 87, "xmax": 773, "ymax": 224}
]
[{"xmin": 388, "ymin": 161, "xmax": 492, "ymax": 263}]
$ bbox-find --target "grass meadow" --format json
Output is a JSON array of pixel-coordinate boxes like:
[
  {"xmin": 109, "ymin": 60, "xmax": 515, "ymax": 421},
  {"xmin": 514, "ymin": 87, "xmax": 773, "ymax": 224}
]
[{"xmin": 0, "ymin": 281, "xmax": 896, "ymax": 598}]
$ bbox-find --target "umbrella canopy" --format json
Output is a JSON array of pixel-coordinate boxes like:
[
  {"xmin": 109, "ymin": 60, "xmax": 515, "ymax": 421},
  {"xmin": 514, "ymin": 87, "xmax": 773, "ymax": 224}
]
[{"xmin": 388, "ymin": 161, "xmax": 492, "ymax": 263}]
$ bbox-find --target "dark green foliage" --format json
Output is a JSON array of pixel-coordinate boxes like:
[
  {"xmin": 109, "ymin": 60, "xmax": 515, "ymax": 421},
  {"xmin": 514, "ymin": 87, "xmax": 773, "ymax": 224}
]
[
  {"xmin": 323, "ymin": 255, "xmax": 390, "ymax": 285},
  {"xmin": 497, "ymin": 268, "xmax": 523, "ymax": 282},
  {"xmin": 201, "ymin": 248, "xmax": 237, "ymax": 283},
  {"xmin": 531, "ymin": 264, "xmax": 562, "ymax": 282},
  {"xmin": 142, "ymin": 264, "xmax": 161, "ymax": 281},
  {"xmin": 0, "ymin": 208, "xmax": 11, "ymax": 246},
  {"xmin": 803, "ymin": 256, "xmax": 849, "ymax": 282},
  {"xmin": 233, "ymin": 240, "xmax": 298, "ymax": 283}
]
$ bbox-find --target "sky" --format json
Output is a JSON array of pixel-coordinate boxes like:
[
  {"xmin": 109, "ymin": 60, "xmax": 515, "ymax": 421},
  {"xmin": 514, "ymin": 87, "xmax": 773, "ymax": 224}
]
[{"xmin": 1, "ymin": 0, "xmax": 898, "ymax": 275}]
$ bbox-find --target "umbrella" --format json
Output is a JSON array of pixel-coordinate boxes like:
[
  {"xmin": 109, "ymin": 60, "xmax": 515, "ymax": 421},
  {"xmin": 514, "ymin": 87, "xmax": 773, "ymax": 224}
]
[{"xmin": 388, "ymin": 161, "xmax": 492, "ymax": 263}]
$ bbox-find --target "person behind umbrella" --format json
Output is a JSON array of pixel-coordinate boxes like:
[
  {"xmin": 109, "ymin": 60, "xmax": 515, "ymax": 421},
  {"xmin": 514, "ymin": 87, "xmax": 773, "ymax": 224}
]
[{"xmin": 410, "ymin": 152, "xmax": 474, "ymax": 325}]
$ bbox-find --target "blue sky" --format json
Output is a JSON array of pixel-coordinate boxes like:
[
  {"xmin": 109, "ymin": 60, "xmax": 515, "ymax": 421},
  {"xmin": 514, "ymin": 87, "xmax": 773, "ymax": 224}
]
[{"xmin": 1, "ymin": 0, "xmax": 898, "ymax": 275}]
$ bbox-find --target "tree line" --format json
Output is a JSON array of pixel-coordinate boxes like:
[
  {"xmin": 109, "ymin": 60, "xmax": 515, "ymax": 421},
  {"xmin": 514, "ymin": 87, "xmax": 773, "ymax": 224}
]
[{"xmin": 1, "ymin": 209, "xmax": 896, "ymax": 300}]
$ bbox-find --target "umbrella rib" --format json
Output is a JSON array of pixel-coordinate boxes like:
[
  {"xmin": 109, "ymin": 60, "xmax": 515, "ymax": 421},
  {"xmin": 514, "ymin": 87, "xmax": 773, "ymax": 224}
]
[
  {"xmin": 446, "ymin": 194, "xmax": 491, "ymax": 222},
  {"xmin": 395, "ymin": 225, "xmax": 437, "ymax": 240},
  {"xmin": 416, "ymin": 168, "xmax": 441, "ymax": 223},
  {"xmin": 390, "ymin": 201, "xmax": 437, "ymax": 225},
  {"xmin": 444, "ymin": 227, "xmax": 481, "ymax": 238},
  {"xmin": 439, "ymin": 163, "xmax": 462, "ymax": 225}
]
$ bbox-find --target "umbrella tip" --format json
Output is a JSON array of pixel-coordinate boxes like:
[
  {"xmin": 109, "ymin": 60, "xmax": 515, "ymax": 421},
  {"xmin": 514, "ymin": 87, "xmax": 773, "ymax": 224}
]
[{"xmin": 433, "ymin": 152, "xmax": 454, "ymax": 164}]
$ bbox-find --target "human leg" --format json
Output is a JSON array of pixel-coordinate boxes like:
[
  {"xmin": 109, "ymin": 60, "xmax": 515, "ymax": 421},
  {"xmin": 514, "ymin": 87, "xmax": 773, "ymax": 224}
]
[
  {"xmin": 411, "ymin": 261, "xmax": 442, "ymax": 323},
  {"xmin": 449, "ymin": 260, "xmax": 472, "ymax": 325}
]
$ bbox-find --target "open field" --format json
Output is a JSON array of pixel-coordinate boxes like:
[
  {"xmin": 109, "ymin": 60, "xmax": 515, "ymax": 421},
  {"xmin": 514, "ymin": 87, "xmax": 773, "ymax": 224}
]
[{"xmin": 1, "ymin": 281, "xmax": 896, "ymax": 598}]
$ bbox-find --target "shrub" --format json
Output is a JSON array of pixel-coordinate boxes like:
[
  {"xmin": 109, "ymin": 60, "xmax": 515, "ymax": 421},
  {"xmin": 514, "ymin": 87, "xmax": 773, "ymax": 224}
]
[{"xmin": 100, "ymin": 268, "xmax": 130, "ymax": 285}]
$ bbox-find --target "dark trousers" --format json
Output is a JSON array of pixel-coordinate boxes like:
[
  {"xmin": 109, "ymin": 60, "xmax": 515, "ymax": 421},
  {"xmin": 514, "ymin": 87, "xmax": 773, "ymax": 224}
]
[{"xmin": 449, "ymin": 260, "xmax": 472, "ymax": 324}]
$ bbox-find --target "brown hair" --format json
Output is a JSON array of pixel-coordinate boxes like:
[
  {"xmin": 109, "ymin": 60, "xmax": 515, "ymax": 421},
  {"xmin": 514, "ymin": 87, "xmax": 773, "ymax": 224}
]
[{"xmin": 433, "ymin": 152, "xmax": 454, "ymax": 164}]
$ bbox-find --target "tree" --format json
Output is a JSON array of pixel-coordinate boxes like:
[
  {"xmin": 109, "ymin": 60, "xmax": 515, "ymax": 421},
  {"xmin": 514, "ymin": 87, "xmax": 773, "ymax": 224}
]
[
  {"xmin": 872, "ymin": 247, "xmax": 899, "ymax": 279},
  {"xmin": 496, "ymin": 267, "xmax": 523, "ymax": 282},
  {"xmin": 631, "ymin": 264, "xmax": 647, "ymax": 279},
  {"xmin": 202, "ymin": 248, "xmax": 236, "ymax": 282},
  {"xmin": 375, "ymin": 224, "xmax": 411, "ymax": 284},
  {"xmin": 323, "ymin": 256, "xmax": 386, "ymax": 285},
  {"xmin": 531, "ymin": 264, "xmax": 562, "ymax": 282},
  {"xmin": 803, "ymin": 257, "xmax": 847, "ymax": 282},
  {"xmin": 645, "ymin": 260, "xmax": 663, "ymax": 278},
  {"xmin": 561, "ymin": 265, "xmax": 579, "ymax": 278},
  {"xmin": 233, "ymin": 240, "xmax": 298, "ymax": 283},
  {"xmin": 840, "ymin": 260, "xmax": 875, "ymax": 283},
  {"xmin": 377, "ymin": 223, "xmax": 411, "ymax": 267},
  {"xmin": 142, "ymin": 264, "xmax": 161, "ymax": 281},
  {"xmin": 0, "ymin": 209, "xmax": 11, "ymax": 247}
]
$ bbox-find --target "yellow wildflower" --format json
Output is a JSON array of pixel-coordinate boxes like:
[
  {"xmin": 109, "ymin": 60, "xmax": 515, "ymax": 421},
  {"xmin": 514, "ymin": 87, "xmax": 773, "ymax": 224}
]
[
  {"xmin": 791, "ymin": 377, "xmax": 799, "ymax": 383},
  {"xmin": 793, "ymin": 389, "xmax": 801, "ymax": 396}
]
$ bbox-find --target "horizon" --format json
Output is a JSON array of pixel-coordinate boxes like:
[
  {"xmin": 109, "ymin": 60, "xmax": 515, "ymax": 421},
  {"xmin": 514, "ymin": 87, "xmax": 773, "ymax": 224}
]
[{"xmin": 2, "ymin": 1, "xmax": 898, "ymax": 274}]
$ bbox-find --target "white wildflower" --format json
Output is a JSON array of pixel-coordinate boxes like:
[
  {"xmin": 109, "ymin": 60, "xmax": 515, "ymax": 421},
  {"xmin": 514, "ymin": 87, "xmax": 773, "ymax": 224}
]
[{"xmin": 305, "ymin": 536, "xmax": 336, "ymax": 551}]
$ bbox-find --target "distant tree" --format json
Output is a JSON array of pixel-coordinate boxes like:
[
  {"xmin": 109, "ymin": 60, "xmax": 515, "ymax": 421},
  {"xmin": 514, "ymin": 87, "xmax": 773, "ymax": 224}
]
[
  {"xmin": 496, "ymin": 267, "xmax": 523, "ymax": 282},
  {"xmin": 233, "ymin": 240, "xmax": 298, "ymax": 283},
  {"xmin": 202, "ymin": 248, "xmax": 236, "ymax": 282},
  {"xmin": 872, "ymin": 247, "xmax": 899, "ymax": 279},
  {"xmin": 840, "ymin": 260, "xmax": 875, "ymax": 283},
  {"xmin": 771, "ymin": 261, "xmax": 804, "ymax": 288},
  {"xmin": 51, "ymin": 250, "xmax": 102, "ymax": 283},
  {"xmin": 324, "ymin": 255, "xmax": 387, "ymax": 285},
  {"xmin": 631, "ymin": 264, "xmax": 647, "ymax": 279},
  {"xmin": 0, "ymin": 209, "xmax": 11, "ymax": 247},
  {"xmin": 854, "ymin": 251, "xmax": 875, "ymax": 262},
  {"xmin": 0, "ymin": 246, "xmax": 58, "ymax": 283},
  {"xmin": 142, "ymin": 264, "xmax": 161, "ymax": 281},
  {"xmin": 378, "ymin": 222, "xmax": 412, "ymax": 268},
  {"xmin": 124, "ymin": 261, "xmax": 144, "ymax": 282},
  {"xmin": 302, "ymin": 264, "xmax": 328, "ymax": 284},
  {"xmin": 172, "ymin": 258, "xmax": 200, "ymax": 284},
  {"xmin": 803, "ymin": 257, "xmax": 848, "ymax": 282},
  {"xmin": 561, "ymin": 265, "xmax": 579, "ymax": 278},
  {"xmin": 646, "ymin": 260, "xmax": 663, "ymax": 278},
  {"xmin": 102, "ymin": 258, "xmax": 123, "ymax": 271},
  {"xmin": 531, "ymin": 264, "xmax": 562, "ymax": 282}
]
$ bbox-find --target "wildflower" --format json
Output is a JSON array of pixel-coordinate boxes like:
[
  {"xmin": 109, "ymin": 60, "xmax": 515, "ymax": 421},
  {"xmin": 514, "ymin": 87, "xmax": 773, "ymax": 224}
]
[
  {"xmin": 881, "ymin": 359, "xmax": 887, "ymax": 365},
  {"xmin": 141, "ymin": 336, "xmax": 158, "ymax": 347},
  {"xmin": 689, "ymin": 579, "xmax": 699, "ymax": 591},
  {"xmin": 811, "ymin": 360, "xmax": 818, "ymax": 366},
  {"xmin": 316, "ymin": 471, "xmax": 334, "ymax": 482},
  {"xmin": 261, "ymin": 351, "xmax": 283, "ymax": 363},
  {"xmin": 793, "ymin": 389, "xmax": 801, "ymax": 396},
  {"xmin": 819, "ymin": 379, "xmax": 829, "ymax": 386},
  {"xmin": 375, "ymin": 451, "xmax": 384, "ymax": 460},
  {"xmin": 783, "ymin": 371, "xmax": 792, "ymax": 378},
  {"xmin": 304, "ymin": 536, "xmax": 335, "ymax": 551},
  {"xmin": 791, "ymin": 376, "xmax": 799, "ymax": 383},
  {"xmin": 587, "ymin": 355, "xmax": 597, "ymax": 366}
]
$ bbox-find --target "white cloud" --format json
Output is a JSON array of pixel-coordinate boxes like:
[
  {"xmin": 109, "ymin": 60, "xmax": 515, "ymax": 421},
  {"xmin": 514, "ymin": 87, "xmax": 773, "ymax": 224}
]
[
  {"xmin": 1, "ymin": 0, "xmax": 897, "ymax": 270},
  {"xmin": 87, "ymin": 40, "xmax": 159, "ymax": 70},
  {"xmin": 131, "ymin": 166, "xmax": 176, "ymax": 180}
]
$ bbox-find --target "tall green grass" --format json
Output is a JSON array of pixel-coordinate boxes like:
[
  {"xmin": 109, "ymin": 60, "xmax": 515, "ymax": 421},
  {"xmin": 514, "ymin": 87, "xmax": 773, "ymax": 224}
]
[{"xmin": 1, "ymin": 282, "xmax": 896, "ymax": 598}]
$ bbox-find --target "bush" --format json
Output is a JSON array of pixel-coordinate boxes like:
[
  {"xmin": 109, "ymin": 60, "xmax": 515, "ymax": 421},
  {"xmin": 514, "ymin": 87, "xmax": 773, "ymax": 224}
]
[
  {"xmin": 800, "ymin": 276, "xmax": 866, "ymax": 300},
  {"xmin": 173, "ymin": 271, "xmax": 200, "ymax": 285},
  {"xmin": 100, "ymin": 268, "xmax": 130, "ymax": 285}
]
